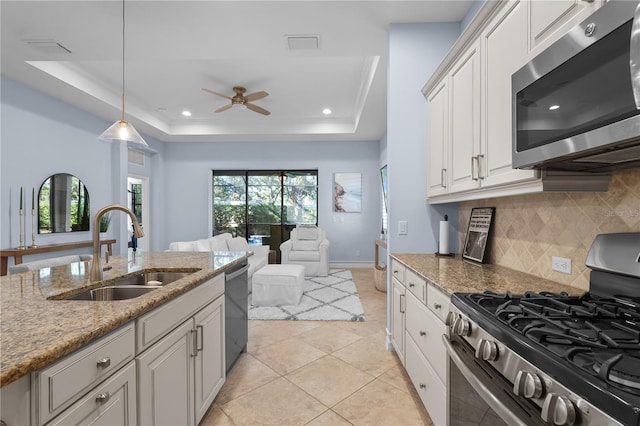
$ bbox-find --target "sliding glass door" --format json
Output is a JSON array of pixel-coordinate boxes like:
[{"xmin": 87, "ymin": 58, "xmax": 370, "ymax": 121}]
[{"xmin": 213, "ymin": 170, "xmax": 318, "ymax": 262}]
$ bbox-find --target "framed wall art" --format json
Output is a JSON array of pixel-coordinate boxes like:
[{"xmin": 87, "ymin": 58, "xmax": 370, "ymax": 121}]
[{"xmin": 333, "ymin": 172, "xmax": 361, "ymax": 213}]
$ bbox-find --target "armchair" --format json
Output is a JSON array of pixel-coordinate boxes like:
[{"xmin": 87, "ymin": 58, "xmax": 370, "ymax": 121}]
[{"xmin": 280, "ymin": 226, "xmax": 330, "ymax": 277}]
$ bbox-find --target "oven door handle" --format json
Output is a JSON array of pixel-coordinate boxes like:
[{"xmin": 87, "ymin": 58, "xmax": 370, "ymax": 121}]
[
  {"xmin": 442, "ymin": 335, "xmax": 529, "ymax": 426},
  {"xmin": 631, "ymin": 2, "xmax": 640, "ymax": 109}
]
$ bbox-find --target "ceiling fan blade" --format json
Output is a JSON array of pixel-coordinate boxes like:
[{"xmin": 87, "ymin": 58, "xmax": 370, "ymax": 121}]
[
  {"xmin": 215, "ymin": 103, "xmax": 233, "ymax": 113},
  {"xmin": 202, "ymin": 88, "xmax": 232, "ymax": 100},
  {"xmin": 246, "ymin": 103, "xmax": 271, "ymax": 116},
  {"xmin": 244, "ymin": 91, "xmax": 269, "ymax": 102}
]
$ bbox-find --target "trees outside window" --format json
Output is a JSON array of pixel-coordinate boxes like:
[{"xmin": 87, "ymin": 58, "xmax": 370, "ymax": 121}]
[{"xmin": 213, "ymin": 170, "xmax": 318, "ymax": 262}]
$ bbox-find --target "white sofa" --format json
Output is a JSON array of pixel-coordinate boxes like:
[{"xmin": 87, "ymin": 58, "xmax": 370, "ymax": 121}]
[{"xmin": 167, "ymin": 233, "xmax": 269, "ymax": 293}]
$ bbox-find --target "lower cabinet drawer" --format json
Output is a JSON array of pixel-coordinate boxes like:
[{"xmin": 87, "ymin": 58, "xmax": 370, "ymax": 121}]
[
  {"xmin": 35, "ymin": 324, "xmax": 135, "ymax": 425},
  {"xmin": 405, "ymin": 269, "xmax": 426, "ymax": 304},
  {"xmin": 405, "ymin": 334, "xmax": 447, "ymax": 426},
  {"xmin": 136, "ymin": 274, "xmax": 224, "ymax": 353},
  {"xmin": 427, "ymin": 284, "xmax": 450, "ymax": 323},
  {"xmin": 405, "ymin": 292, "xmax": 448, "ymax": 385},
  {"xmin": 47, "ymin": 361, "xmax": 137, "ymax": 426}
]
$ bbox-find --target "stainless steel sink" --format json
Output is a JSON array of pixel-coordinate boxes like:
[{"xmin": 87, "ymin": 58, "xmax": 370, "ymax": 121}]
[
  {"xmin": 57, "ymin": 270, "xmax": 196, "ymax": 301},
  {"xmin": 65, "ymin": 285, "xmax": 161, "ymax": 301},
  {"xmin": 107, "ymin": 271, "xmax": 192, "ymax": 286}
]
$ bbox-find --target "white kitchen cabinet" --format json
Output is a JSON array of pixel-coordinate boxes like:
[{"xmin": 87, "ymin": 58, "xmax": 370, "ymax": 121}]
[
  {"xmin": 32, "ymin": 323, "xmax": 135, "ymax": 425},
  {"xmin": 47, "ymin": 362, "xmax": 137, "ymax": 426},
  {"xmin": 424, "ymin": 0, "xmax": 606, "ymax": 204},
  {"xmin": 406, "ymin": 292, "xmax": 447, "ymax": 385},
  {"xmin": 481, "ymin": 0, "xmax": 537, "ymax": 189},
  {"xmin": 391, "ymin": 276, "xmax": 406, "ymax": 364},
  {"xmin": 449, "ymin": 40, "xmax": 482, "ymax": 194},
  {"xmin": 405, "ymin": 333, "xmax": 447, "ymax": 426},
  {"xmin": 528, "ymin": 0, "xmax": 601, "ymax": 56},
  {"xmin": 137, "ymin": 274, "xmax": 225, "ymax": 426},
  {"xmin": 426, "ymin": 80, "xmax": 448, "ymax": 198},
  {"xmin": 137, "ymin": 319, "xmax": 195, "ymax": 426},
  {"xmin": 194, "ymin": 296, "xmax": 225, "ymax": 424},
  {"xmin": 391, "ymin": 257, "xmax": 449, "ymax": 425},
  {"xmin": 0, "ymin": 375, "xmax": 30, "ymax": 426}
]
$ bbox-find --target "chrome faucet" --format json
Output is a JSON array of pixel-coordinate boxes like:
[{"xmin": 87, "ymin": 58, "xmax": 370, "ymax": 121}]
[{"xmin": 90, "ymin": 205, "xmax": 144, "ymax": 281}]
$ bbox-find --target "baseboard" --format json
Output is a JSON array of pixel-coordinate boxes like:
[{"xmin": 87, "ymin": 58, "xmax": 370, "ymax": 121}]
[{"xmin": 330, "ymin": 262, "xmax": 374, "ymax": 269}]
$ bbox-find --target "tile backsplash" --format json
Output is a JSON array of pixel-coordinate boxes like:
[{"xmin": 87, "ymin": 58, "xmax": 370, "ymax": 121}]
[{"xmin": 459, "ymin": 168, "xmax": 640, "ymax": 291}]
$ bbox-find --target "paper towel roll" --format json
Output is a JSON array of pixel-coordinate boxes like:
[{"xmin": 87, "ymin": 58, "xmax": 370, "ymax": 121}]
[{"xmin": 439, "ymin": 220, "xmax": 450, "ymax": 254}]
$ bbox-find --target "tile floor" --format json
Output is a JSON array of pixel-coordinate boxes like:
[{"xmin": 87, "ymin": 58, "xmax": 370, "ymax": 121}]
[{"xmin": 202, "ymin": 268, "xmax": 434, "ymax": 426}]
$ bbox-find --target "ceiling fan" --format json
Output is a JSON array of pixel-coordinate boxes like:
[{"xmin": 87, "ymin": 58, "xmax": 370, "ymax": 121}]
[{"xmin": 202, "ymin": 86, "xmax": 270, "ymax": 115}]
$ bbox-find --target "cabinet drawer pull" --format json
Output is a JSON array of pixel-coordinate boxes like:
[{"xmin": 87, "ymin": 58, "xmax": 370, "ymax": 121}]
[
  {"xmin": 420, "ymin": 330, "xmax": 426, "ymax": 336},
  {"xmin": 409, "ymin": 283, "xmax": 415, "ymax": 288},
  {"xmin": 433, "ymin": 303, "xmax": 442, "ymax": 310},
  {"xmin": 471, "ymin": 156, "xmax": 478, "ymax": 181},
  {"xmin": 477, "ymin": 154, "xmax": 484, "ymax": 180},
  {"xmin": 400, "ymin": 294, "xmax": 405, "ymax": 314},
  {"xmin": 95, "ymin": 392, "xmax": 110, "ymax": 404},
  {"xmin": 419, "ymin": 383, "xmax": 426, "ymax": 389},
  {"xmin": 441, "ymin": 169, "xmax": 447, "ymax": 188},
  {"xmin": 96, "ymin": 357, "xmax": 111, "ymax": 369}
]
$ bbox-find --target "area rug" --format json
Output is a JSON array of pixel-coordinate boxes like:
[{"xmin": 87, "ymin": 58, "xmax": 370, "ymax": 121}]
[{"xmin": 248, "ymin": 269, "xmax": 366, "ymax": 321}]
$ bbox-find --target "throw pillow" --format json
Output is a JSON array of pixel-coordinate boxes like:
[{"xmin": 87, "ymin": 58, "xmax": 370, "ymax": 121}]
[{"xmin": 297, "ymin": 225, "xmax": 318, "ymax": 240}]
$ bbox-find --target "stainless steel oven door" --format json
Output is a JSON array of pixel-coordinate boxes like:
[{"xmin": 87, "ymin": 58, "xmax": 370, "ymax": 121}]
[{"xmin": 443, "ymin": 335, "xmax": 544, "ymax": 426}]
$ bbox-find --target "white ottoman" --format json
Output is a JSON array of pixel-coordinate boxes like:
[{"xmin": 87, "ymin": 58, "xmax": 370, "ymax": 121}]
[{"xmin": 252, "ymin": 264, "xmax": 306, "ymax": 306}]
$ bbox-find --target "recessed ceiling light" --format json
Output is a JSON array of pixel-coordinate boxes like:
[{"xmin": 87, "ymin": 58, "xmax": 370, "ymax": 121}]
[
  {"xmin": 549, "ymin": 105, "xmax": 560, "ymax": 111},
  {"xmin": 322, "ymin": 108, "xmax": 332, "ymax": 115},
  {"xmin": 182, "ymin": 110, "xmax": 192, "ymax": 117}
]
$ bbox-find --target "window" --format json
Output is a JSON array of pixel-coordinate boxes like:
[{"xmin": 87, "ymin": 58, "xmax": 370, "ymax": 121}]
[{"xmin": 213, "ymin": 170, "xmax": 318, "ymax": 262}]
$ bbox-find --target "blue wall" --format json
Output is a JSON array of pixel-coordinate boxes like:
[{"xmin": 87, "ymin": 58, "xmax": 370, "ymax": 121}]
[
  {"xmin": 161, "ymin": 140, "xmax": 382, "ymax": 264},
  {"xmin": 387, "ymin": 23, "xmax": 460, "ymax": 256}
]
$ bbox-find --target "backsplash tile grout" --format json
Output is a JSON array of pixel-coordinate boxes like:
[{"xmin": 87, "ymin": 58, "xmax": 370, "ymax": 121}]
[{"xmin": 458, "ymin": 168, "xmax": 640, "ymax": 291}]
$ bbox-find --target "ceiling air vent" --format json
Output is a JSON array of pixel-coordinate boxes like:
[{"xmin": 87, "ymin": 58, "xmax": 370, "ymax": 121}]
[
  {"xmin": 24, "ymin": 39, "xmax": 72, "ymax": 54},
  {"xmin": 285, "ymin": 34, "xmax": 320, "ymax": 50}
]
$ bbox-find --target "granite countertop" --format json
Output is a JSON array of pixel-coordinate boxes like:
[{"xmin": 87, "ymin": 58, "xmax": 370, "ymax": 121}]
[
  {"xmin": 0, "ymin": 251, "xmax": 249, "ymax": 387},
  {"xmin": 391, "ymin": 253, "xmax": 582, "ymax": 296}
]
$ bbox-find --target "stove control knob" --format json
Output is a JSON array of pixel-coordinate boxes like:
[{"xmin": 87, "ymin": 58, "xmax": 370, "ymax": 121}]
[
  {"xmin": 513, "ymin": 371, "xmax": 543, "ymax": 399},
  {"xmin": 445, "ymin": 311, "xmax": 456, "ymax": 327},
  {"xmin": 541, "ymin": 394, "xmax": 576, "ymax": 426},
  {"xmin": 475, "ymin": 339, "xmax": 499, "ymax": 361},
  {"xmin": 452, "ymin": 317, "xmax": 471, "ymax": 336}
]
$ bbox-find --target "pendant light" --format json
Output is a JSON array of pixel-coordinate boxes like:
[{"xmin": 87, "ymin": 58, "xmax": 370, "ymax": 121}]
[{"xmin": 99, "ymin": 0, "xmax": 147, "ymax": 146}]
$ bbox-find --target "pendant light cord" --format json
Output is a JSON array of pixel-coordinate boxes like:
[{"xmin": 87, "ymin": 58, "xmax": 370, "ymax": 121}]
[{"xmin": 121, "ymin": 0, "xmax": 126, "ymax": 121}]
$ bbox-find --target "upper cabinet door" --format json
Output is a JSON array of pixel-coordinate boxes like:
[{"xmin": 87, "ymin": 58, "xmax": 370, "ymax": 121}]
[
  {"xmin": 481, "ymin": 0, "xmax": 537, "ymax": 188},
  {"xmin": 426, "ymin": 80, "xmax": 449, "ymax": 198},
  {"xmin": 528, "ymin": 0, "xmax": 601, "ymax": 56},
  {"xmin": 450, "ymin": 40, "xmax": 482, "ymax": 194}
]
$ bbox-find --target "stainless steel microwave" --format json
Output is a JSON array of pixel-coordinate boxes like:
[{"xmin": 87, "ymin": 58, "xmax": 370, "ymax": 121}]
[{"xmin": 512, "ymin": 0, "xmax": 640, "ymax": 172}]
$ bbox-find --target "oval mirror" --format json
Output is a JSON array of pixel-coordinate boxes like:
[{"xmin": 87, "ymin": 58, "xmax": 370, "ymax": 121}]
[{"xmin": 38, "ymin": 173, "xmax": 90, "ymax": 233}]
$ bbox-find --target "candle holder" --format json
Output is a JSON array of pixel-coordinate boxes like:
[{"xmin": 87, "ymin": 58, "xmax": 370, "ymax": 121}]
[
  {"xmin": 29, "ymin": 209, "xmax": 38, "ymax": 248},
  {"xmin": 16, "ymin": 208, "xmax": 25, "ymax": 250}
]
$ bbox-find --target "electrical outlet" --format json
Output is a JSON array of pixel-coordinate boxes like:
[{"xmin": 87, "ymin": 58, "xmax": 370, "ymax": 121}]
[
  {"xmin": 552, "ymin": 256, "xmax": 571, "ymax": 274},
  {"xmin": 398, "ymin": 221, "xmax": 408, "ymax": 235}
]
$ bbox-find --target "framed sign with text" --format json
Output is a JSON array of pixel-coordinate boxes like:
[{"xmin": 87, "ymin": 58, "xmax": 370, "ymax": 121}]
[{"xmin": 462, "ymin": 207, "xmax": 495, "ymax": 263}]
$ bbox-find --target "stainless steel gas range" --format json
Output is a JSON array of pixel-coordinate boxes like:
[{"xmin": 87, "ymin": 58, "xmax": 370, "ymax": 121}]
[{"xmin": 444, "ymin": 233, "xmax": 640, "ymax": 426}]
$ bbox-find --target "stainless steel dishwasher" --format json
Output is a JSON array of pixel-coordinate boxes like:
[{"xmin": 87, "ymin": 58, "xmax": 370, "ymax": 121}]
[{"xmin": 224, "ymin": 262, "xmax": 249, "ymax": 373}]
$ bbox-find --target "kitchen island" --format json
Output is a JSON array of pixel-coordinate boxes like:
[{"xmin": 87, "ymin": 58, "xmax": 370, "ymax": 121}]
[{"xmin": 0, "ymin": 251, "xmax": 248, "ymax": 387}]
